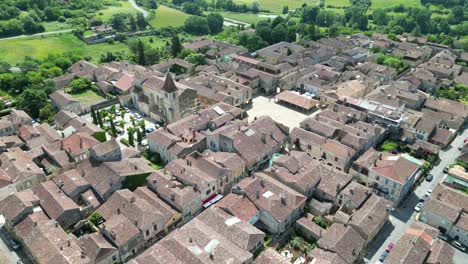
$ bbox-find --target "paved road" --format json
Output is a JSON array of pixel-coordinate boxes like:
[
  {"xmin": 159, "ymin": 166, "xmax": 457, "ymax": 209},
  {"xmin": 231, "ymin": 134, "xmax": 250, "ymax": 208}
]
[
  {"xmin": 365, "ymin": 128, "xmax": 468, "ymax": 263},
  {"xmin": 129, "ymin": 0, "xmax": 149, "ymax": 18},
  {"xmin": 0, "ymin": 29, "xmax": 73, "ymax": 41}
]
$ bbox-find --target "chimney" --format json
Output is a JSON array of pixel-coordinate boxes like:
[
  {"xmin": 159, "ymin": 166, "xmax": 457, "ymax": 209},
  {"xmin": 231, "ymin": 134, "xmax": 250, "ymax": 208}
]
[
  {"xmin": 171, "ymin": 193, "xmax": 175, "ymax": 201},
  {"xmin": 260, "ymin": 180, "xmax": 265, "ymax": 187},
  {"xmin": 256, "ymin": 190, "xmax": 259, "ymax": 199},
  {"xmin": 130, "ymin": 197, "xmax": 136, "ymax": 203},
  {"xmin": 81, "ymin": 250, "xmax": 86, "ymax": 259},
  {"xmin": 280, "ymin": 195, "xmax": 286, "ymax": 205},
  {"xmin": 117, "ymin": 208, "xmax": 121, "ymax": 214},
  {"xmin": 67, "ymin": 240, "xmax": 71, "ymax": 247},
  {"xmin": 80, "ymin": 137, "xmax": 83, "ymax": 149},
  {"xmin": 210, "ymin": 252, "xmax": 214, "ymax": 260},
  {"xmin": 186, "ymin": 159, "xmax": 191, "ymax": 166},
  {"xmin": 110, "ymin": 230, "xmax": 116, "ymax": 240},
  {"xmin": 261, "ymin": 132, "xmax": 266, "ymax": 144},
  {"xmin": 333, "ymin": 104, "xmax": 338, "ymax": 112},
  {"xmin": 193, "ymin": 129, "xmax": 196, "ymax": 139},
  {"xmin": 350, "ymin": 189, "xmax": 354, "ymax": 195}
]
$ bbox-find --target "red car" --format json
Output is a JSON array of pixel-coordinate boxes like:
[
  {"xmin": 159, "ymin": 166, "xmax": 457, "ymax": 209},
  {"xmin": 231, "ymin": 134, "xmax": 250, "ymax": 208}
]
[{"xmin": 385, "ymin": 242, "xmax": 395, "ymax": 252}]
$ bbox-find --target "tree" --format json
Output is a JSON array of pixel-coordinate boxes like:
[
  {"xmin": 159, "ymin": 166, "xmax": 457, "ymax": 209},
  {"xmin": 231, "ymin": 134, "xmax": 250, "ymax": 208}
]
[
  {"xmin": 282, "ymin": 6, "xmax": 289, "ymax": 14},
  {"xmin": 186, "ymin": 53, "xmax": 205, "ymax": 66},
  {"xmin": 22, "ymin": 15, "xmax": 44, "ymax": 34},
  {"xmin": 136, "ymin": 12, "xmax": 147, "ymax": 30},
  {"xmin": 0, "ymin": 62, "xmax": 11, "ymax": 74},
  {"xmin": 184, "ymin": 16, "xmax": 210, "ymax": 35},
  {"xmin": 110, "ymin": 117, "xmax": 117, "ymax": 137},
  {"xmin": 372, "ymin": 8, "xmax": 388, "ymax": 26},
  {"xmin": 316, "ymin": 10, "xmax": 336, "ymax": 27},
  {"xmin": 301, "ymin": 6, "xmax": 320, "ymax": 23},
  {"xmin": 256, "ymin": 20, "xmax": 272, "ymax": 44},
  {"xmin": 328, "ymin": 24, "xmax": 339, "ymax": 37},
  {"xmin": 91, "ymin": 108, "xmax": 97, "ymax": 124},
  {"xmin": 69, "ymin": 78, "xmax": 91, "ymax": 94},
  {"xmin": 183, "ymin": 3, "xmax": 203, "ymax": 16},
  {"xmin": 111, "ymin": 14, "xmax": 126, "ymax": 31},
  {"xmin": 97, "ymin": 110, "xmax": 104, "ymax": 128},
  {"xmin": 44, "ymin": 6, "xmax": 60, "ymax": 21},
  {"xmin": 16, "ymin": 88, "xmax": 47, "ymax": 118},
  {"xmin": 129, "ymin": 15, "xmax": 137, "ymax": 31},
  {"xmin": 39, "ymin": 103, "xmax": 55, "ymax": 123},
  {"xmin": 128, "ymin": 127, "xmax": 135, "ymax": 146},
  {"xmin": 206, "ymin": 13, "xmax": 224, "ymax": 34},
  {"xmin": 136, "ymin": 128, "xmax": 142, "ymax": 144},
  {"xmin": 252, "ymin": 2, "xmax": 260, "ymax": 13},
  {"xmin": 271, "ymin": 23, "xmax": 287, "ymax": 44},
  {"xmin": 171, "ymin": 34, "xmax": 183, "ymax": 57},
  {"xmin": 136, "ymin": 39, "xmax": 146, "ymax": 65}
]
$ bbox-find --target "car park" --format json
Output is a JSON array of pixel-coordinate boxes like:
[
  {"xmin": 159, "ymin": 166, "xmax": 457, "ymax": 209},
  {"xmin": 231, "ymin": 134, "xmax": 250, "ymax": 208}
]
[
  {"xmin": 452, "ymin": 241, "xmax": 466, "ymax": 252},
  {"xmin": 414, "ymin": 202, "xmax": 423, "ymax": 212},
  {"xmin": 426, "ymin": 174, "xmax": 433, "ymax": 182}
]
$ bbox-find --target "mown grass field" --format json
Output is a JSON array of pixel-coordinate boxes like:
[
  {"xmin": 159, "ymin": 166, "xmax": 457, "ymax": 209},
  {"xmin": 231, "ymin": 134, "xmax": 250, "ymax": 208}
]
[
  {"xmin": 96, "ymin": 1, "xmax": 138, "ymax": 22},
  {"xmin": 0, "ymin": 33, "xmax": 129, "ymax": 64},
  {"xmin": 234, "ymin": 0, "xmax": 310, "ymax": 14},
  {"xmin": 149, "ymin": 5, "xmax": 191, "ymax": 28},
  {"xmin": 43, "ymin": 21, "xmax": 72, "ymax": 32},
  {"xmin": 219, "ymin": 11, "xmax": 268, "ymax": 24}
]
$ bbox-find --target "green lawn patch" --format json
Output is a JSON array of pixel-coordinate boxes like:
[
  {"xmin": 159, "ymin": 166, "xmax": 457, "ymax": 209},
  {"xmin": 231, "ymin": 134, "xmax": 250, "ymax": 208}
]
[
  {"xmin": 96, "ymin": 1, "xmax": 138, "ymax": 22},
  {"xmin": 69, "ymin": 89, "xmax": 106, "ymax": 105},
  {"xmin": 43, "ymin": 21, "xmax": 72, "ymax": 32},
  {"xmin": 379, "ymin": 140, "xmax": 399, "ymax": 152},
  {"xmin": 141, "ymin": 149, "xmax": 164, "ymax": 169},
  {"xmin": 123, "ymin": 173, "xmax": 152, "ymax": 191},
  {"xmin": 149, "ymin": 5, "xmax": 191, "ymax": 28},
  {"xmin": 0, "ymin": 33, "xmax": 129, "ymax": 64},
  {"xmin": 234, "ymin": 0, "xmax": 311, "ymax": 14}
]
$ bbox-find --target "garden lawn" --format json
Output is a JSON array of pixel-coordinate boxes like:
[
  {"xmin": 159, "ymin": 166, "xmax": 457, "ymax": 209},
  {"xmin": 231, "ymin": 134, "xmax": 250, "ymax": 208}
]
[
  {"xmin": 379, "ymin": 140, "xmax": 398, "ymax": 152},
  {"xmin": 0, "ymin": 33, "xmax": 129, "ymax": 64},
  {"xmin": 149, "ymin": 5, "xmax": 191, "ymax": 28},
  {"xmin": 96, "ymin": 1, "xmax": 138, "ymax": 22},
  {"xmin": 69, "ymin": 90, "xmax": 106, "ymax": 105}
]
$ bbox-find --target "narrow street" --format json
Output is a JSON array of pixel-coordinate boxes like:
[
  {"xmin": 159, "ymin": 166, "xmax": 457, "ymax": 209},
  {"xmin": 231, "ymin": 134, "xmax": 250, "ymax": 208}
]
[
  {"xmin": 128, "ymin": 0, "xmax": 149, "ymax": 18},
  {"xmin": 365, "ymin": 128, "xmax": 468, "ymax": 263}
]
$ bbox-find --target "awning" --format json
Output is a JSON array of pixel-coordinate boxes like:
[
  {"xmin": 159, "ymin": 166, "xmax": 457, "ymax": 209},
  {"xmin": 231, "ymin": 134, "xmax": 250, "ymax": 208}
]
[{"xmin": 203, "ymin": 194, "xmax": 224, "ymax": 208}]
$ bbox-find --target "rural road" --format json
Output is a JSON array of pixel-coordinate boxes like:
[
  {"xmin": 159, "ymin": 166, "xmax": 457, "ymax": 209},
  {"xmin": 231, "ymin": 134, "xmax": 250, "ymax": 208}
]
[
  {"xmin": 129, "ymin": 0, "xmax": 149, "ymax": 18},
  {"xmin": 0, "ymin": 29, "xmax": 73, "ymax": 41}
]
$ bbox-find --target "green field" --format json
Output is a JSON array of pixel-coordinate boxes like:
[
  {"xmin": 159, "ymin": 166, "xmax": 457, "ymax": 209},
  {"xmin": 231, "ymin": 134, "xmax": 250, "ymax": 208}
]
[
  {"xmin": 69, "ymin": 90, "xmax": 106, "ymax": 105},
  {"xmin": 219, "ymin": 12, "xmax": 268, "ymax": 25},
  {"xmin": 149, "ymin": 5, "xmax": 191, "ymax": 28},
  {"xmin": 0, "ymin": 33, "xmax": 129, "ymax": 64},
  {"xmin": 235, "ymin": 0, "xmax": 310, "ymax": 13},
  {"xmin": 326, "ymin": 0, "xmax": 422, "ymax": 10},
  {"xmin": 43, "ymin": 21, "xmax": 72, "ymax": 32},
  {"xmin": 96, "ymin": 1, "xmax": 138, "ymax": 22}
]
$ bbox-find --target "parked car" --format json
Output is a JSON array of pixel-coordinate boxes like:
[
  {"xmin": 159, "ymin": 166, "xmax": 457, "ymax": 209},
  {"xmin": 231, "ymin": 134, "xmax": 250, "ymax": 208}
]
[
  {"xmin": 9, "ymin": 239, "xmax": 20, "ymax": 250},
  {"xmin": 134, "ymin": 113, "xmax": 141, "ymax": 119},
  {"xmin": 414, "ymin": 202, "xmax": 423, "ymax": 212},
  {"xmin": 385, "ymin": 242, "xmax": 395, "ymax": 252},
  {"xmin": 145, "ymin": 128, "xmax": 155, "ymax": 133},
  {"xmin": 458, "ymin": 145, "xmax": 464, "ymax": 151},
  {"xmin": 443, "ymin": 167, "xmax": 449, "ymax": 173},
  {"xmin": 426, "ymin": 174, "xmax": 433, "ymax": 182},
  {"xmin": 379, "ymin": 251, "xmax": 389, "ymax": 262},
  {"xmin": 419, "ymin": 198, "xmax": 425, "ymax": 203},
  {"xmin": 438, "ymin": 233, "xmax": 448, "ymax": 241},
  {"xmin": 452, "ymin": 241, "xmax": 466, "ymax": 252}
]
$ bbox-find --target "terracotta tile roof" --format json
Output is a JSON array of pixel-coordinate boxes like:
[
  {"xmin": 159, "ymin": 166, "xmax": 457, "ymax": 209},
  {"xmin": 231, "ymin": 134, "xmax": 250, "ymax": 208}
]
[
  {"xmin": 309, "ymin": 248, "xmax": 347, "ymax": 264},
  {"xmin": 372, "ymin": 155, "xmax": 420, "ymax": 184},
  {"xmin": 114, "ymin": 73, "xmax": 134, "ymax": 92},
  {"xmin": 101, "ymin": 214, "xmax": 140, "ymax": 247},
  {"xmin": 237, "ymin": 173, "xmax": 306, "ymax": 223},
  {"xmin": 385, "ymin": 229, "xmax": 431, "ymax": 264},
  {"xmin": 77, "ymin": 233, "xmax": 118, "ymax": 264},
  {"xmin": 255, "ymin": 248, "xmax": 290, "ymax": 264},
  {"xmin": 317, "ymin": 223, "xmax": 366, "ymax": 263},
  {"xmin": 0, "ymin": 189, "xmax": 39, "ymax": 225},
  {"xmin": 349, "ymin": 194, "xmax": 391, "ymax": 239},
  {"xmin": 426, "ymin": 240, "xmax": 454, "ymax": 264},
  {"xmin": 14, "ymin": 212, "xmax": 90, "ymax": 264},
  {"xmin": 214, "ymin": 193, "xmax": 259, "ymax": 222}
]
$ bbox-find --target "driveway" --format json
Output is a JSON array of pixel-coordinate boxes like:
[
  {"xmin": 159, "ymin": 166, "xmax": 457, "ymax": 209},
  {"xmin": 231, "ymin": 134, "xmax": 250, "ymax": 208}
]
[
  {"xmin": 365, "ymin": 128, "xmax": 468, "ymax": 263},
  {"xmin": 128, "ymin": 0, "xmax": 149, "ymax": 18}
]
